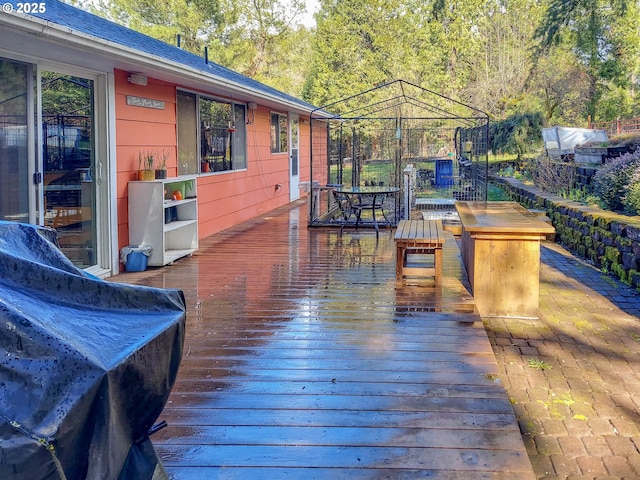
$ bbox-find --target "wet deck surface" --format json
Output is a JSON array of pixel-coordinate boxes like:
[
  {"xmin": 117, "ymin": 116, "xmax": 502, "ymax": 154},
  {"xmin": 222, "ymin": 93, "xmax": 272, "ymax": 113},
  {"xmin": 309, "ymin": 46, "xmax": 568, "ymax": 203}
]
[{"xmin": 113, "ymin": 201, "xmax": 535, "ymax": 479}]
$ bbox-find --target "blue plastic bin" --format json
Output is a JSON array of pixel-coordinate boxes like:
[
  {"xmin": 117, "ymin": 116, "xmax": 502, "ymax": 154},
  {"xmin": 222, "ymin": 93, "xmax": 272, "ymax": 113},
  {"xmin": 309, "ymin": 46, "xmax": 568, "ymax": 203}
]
[
  {"xmin": 121, "ymin": 245, "xmax": 152, "ymax": 272},
  {"xmin": 435, "ymin": 159, "xmax": 454, "ymax": 187}
]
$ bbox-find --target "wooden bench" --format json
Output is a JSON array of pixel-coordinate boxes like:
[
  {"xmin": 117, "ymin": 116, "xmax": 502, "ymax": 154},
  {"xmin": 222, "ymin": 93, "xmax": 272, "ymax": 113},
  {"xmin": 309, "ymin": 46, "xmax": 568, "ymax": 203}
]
[{"xmin": 394, "ymin": 219, "xmax": 445, "ymax": 284}]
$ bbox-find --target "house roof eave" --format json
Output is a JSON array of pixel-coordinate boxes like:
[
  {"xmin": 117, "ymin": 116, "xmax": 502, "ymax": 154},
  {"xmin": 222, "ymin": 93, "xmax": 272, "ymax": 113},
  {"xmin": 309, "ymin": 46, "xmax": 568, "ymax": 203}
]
[{"xmin": 1, "ymin": 10, "xmax": 329, "ymax": 117}]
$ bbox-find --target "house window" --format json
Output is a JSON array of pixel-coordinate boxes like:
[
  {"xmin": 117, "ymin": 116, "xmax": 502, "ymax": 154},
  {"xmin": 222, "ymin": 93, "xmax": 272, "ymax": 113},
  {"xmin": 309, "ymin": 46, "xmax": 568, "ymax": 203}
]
[
  {"xmin": 270, "ymin": 112, "xmax": 288, "ymax": 153},
  {"xmin": 177, "ymin": 92, "xmax": 197, "ymax": 175},
  {"xmin": 177, "ymin": 90, "xmax": 247, "ymax": 175}
]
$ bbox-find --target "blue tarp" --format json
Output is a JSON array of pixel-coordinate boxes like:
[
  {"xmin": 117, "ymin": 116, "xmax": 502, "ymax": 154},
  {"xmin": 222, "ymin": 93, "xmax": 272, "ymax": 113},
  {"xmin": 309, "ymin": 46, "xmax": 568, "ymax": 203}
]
[{"xmin": 0, "ymin": 221, "xmax": 185, "ymax": 479}]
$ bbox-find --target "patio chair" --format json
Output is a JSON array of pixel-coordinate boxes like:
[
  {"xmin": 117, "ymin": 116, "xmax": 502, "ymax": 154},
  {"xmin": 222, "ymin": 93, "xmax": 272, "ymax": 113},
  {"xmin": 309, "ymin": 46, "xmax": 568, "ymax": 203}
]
[
  {"xmin": 351, "ymin": 193, "xmax": 382, "ymax": 226},
  {"xmin": 332, "ymin": 189, "xmax": 388, "ymax": 236},
  {"xmin": 332, "ymin": 190, "xmax": 358, "ymax": 232}
]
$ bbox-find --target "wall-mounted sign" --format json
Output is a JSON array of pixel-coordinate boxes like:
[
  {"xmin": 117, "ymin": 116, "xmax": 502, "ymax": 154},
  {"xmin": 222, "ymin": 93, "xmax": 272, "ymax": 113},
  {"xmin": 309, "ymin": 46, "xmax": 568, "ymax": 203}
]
[{"xmin": 126, "ymin": 95, "xmax": 165, "ymax": 110}]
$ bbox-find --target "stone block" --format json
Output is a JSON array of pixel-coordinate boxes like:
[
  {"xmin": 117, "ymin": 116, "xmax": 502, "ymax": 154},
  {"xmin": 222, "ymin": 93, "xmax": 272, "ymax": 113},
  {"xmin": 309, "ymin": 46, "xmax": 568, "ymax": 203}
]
[{"xmin": 621, "ymin": 252, "xmax": 638, "ymax": 270}]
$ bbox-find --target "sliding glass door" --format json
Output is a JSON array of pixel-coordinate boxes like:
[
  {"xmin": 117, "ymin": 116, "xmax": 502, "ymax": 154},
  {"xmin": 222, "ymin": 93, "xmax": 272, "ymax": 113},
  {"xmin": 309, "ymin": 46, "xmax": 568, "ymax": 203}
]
[
  {"xmin": 0, "ymin": 56, "xmax": 109, "ymax": 273},
  {"xmin": 41, "ymin": 72, "xmax": 97, "ymax": 268},
  {"xmin": 0, "ymin": 59, "xmax": 31, "ymax": 223}
]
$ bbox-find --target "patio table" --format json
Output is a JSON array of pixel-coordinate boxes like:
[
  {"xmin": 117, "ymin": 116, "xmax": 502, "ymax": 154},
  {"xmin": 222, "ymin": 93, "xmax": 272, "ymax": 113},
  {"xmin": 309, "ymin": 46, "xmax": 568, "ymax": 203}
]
[{"xmin": 333, "ymin": 185, "xmax": 399, "ymax": 236}]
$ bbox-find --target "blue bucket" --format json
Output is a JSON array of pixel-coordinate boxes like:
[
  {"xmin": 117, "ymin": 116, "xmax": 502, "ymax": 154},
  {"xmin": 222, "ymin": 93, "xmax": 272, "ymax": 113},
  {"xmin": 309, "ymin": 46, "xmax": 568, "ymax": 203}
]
[
  {"xmin": 125, "ymin": 251, "xmax": 148, "ymax": 272},
  {"xmin": 121, "ymin": 245, "xmax": 152, "ymax": 272}
]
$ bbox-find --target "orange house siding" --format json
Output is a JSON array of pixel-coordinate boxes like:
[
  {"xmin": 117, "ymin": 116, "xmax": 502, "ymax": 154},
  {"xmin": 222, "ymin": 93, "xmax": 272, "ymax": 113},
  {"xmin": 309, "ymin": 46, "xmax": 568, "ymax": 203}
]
[
  {"xmin": 113, "ymin": 69, "xmax": 311, "ymax": 261},
  {"xmin": 196, "ymin": 108, "xmax": 303, "ymax": 238},
  {"xmin": 114, "ymin": 70, "xmax": 178, "ymax": 250}
]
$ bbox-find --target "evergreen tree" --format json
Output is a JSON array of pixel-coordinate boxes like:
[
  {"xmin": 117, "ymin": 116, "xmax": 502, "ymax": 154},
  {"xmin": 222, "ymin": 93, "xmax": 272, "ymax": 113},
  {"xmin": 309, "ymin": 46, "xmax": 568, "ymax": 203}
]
[{"xmin": 534, "ymin": 0, "xmax": 640, "ymax": 120}]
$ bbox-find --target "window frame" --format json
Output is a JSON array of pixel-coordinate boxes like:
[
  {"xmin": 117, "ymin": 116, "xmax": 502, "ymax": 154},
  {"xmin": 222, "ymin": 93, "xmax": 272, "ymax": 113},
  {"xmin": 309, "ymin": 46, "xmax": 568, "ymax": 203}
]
[
  {"xmin": 270, "ymin": 112, "xmax": 288, "ymax": 154},
  {"xmin": 177, "ymin": 89, "xmax": 247, "ymax": 175}
]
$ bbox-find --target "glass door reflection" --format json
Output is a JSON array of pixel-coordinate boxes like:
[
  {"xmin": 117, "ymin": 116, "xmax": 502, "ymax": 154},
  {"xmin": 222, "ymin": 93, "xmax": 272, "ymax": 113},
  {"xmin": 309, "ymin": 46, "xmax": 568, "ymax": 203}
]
[
  {"xmin": 0, "ymin": 58, "xmax": 30, "ymax": 223},
  {"xmin": 42, "ymin": 72, "xmax": 96, "ymax": 268}
]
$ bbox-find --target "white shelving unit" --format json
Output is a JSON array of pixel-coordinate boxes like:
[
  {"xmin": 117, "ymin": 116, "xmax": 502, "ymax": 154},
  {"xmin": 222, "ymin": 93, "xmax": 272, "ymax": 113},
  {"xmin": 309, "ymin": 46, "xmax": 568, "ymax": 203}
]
[{"xmin": 128, "ymin": 175, "xmax": 198, "ymax": 266}]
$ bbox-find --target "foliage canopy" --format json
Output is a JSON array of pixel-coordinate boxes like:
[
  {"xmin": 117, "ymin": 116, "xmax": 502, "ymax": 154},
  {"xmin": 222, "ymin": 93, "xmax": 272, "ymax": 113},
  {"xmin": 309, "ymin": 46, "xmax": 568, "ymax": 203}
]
[{"xmin": 87, "ymin": 0, "xmax": 640, "ymax": 152}]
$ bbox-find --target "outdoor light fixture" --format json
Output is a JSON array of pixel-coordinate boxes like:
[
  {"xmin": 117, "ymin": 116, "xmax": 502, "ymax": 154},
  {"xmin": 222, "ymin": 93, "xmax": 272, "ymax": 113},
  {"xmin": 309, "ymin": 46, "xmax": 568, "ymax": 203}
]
[
  {"xmin": 127, "ymin": 74, "xmax": 148, "ymax": 86},
  {"xmin": 247, "ymin": 101, "xmax": 258, "ymax": 124}
]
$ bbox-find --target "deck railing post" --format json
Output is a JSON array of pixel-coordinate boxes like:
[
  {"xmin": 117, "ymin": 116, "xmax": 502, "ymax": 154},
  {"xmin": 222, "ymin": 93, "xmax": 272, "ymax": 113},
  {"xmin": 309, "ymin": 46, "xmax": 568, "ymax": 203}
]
[{"xmin": 403, "ymin": 164, "xmax": 415, "ymax": 220}]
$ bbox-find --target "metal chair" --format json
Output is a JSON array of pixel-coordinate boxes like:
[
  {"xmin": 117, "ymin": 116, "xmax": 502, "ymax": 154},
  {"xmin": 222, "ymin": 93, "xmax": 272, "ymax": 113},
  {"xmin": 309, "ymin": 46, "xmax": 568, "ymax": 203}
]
[
  {"xmin": 332, "ymin": 190, "xmax": 387, "ymax": 237},
  {"xmin": 332, "ymin": 190, "xmax": 357, "ymax": 233}
]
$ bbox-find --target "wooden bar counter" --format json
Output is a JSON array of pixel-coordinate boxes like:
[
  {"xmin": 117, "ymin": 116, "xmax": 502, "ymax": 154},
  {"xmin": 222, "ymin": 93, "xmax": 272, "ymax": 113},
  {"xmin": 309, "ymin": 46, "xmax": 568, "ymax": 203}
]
[{"xmin": 456, "ymin": 201, "xmax": 555, "ymax": 318}]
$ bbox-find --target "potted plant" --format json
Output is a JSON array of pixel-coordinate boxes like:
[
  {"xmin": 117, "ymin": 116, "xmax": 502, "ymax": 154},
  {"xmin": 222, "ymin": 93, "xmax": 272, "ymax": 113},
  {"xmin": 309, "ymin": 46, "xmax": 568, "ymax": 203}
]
[
  {"xmin": 138, "ymin": 151, "xmax": 155, "ymax": 181},
  {"xmin": 155, "ymin": 149, "xmax": 169, "ymax": 179}
]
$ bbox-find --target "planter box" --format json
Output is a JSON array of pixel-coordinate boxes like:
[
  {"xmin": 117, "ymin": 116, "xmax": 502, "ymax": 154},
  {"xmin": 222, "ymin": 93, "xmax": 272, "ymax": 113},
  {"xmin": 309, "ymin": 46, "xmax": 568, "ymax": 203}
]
[
  {"xmin": 574, "ymin": 147, "xmax": 607, "ymax": 164},
  {"xmin": 574, "ymin": 146, "xmax": 632, "ymax": 165}
]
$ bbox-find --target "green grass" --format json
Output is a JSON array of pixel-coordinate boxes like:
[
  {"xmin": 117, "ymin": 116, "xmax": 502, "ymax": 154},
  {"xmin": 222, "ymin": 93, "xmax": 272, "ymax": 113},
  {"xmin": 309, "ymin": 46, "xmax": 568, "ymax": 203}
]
[
  {"xmin": 488, "ymin": 153, "xmax": 520, "ymax": 163},
  {"xmin": 329, "ymin": 161, "xmax": 395, "ymax": 185}
]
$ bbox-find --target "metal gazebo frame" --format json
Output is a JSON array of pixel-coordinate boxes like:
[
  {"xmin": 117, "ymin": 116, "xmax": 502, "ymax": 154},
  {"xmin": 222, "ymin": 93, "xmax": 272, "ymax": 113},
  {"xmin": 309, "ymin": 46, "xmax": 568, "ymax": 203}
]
[{"xmin": 307, "ymin": 80, "xmax": 489, "ymax": 229}]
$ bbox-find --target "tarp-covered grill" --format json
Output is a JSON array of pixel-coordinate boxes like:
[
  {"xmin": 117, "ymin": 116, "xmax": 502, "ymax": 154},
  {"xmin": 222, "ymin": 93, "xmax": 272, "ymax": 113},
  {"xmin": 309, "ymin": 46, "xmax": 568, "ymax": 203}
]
[{"xmin": 0, "ymin": 221, "xmax": 185, "ymax": 479}]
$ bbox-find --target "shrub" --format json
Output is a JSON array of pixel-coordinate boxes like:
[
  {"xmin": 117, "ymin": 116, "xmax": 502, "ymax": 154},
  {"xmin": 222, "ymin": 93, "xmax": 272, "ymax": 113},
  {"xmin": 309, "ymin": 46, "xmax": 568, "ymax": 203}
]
[
  {"xmin": 489, "ymin": 112, "xmax": 545, "ymax": 157},
  {"xmin": 487, "ymin": 183, "xmax": 510, "ymax": 201},
  {"xmin": 623, "ymin": 151, "xmax": 640, "ymax": 214},
  {"xmin": 608, "ymin": 133, "xmax": 640, "ymax": 149},
  {"xmin": 527, "ymin": 154, "xmax": 576, "ymax": 196},
  {"xmin": 591, "ymin": 151, "xmax": 640, "ymax": 212}
]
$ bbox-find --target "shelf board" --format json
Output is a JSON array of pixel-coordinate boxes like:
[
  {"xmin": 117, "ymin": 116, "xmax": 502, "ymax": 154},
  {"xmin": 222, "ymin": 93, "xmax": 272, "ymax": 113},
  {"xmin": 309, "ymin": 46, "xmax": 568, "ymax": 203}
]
[
  {"xmin": 163, "ymin": 197, "xmax": 196, "ymax": 208},
  {"xmin": 163, "ymin": 219, "xmax": 197, "ymax": 232},
  {"xmin": 163, "ymin": 248, "xmax": 196, "ymax": 265}
]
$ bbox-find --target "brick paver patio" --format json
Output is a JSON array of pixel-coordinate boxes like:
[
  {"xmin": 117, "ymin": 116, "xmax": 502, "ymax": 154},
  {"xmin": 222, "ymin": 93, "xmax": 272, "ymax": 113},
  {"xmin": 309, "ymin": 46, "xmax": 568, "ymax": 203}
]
[{"xmin": 485, "ymin": 241, "xmax": 640, "ymax": 479}]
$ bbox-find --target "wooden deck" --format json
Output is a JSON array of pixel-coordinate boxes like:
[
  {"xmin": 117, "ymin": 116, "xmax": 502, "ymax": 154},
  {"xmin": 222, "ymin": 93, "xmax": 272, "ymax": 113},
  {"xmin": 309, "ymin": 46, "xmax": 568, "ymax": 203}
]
[{"xmin": 113, "ymin": 201, "xmax": 535, "ymax": 479}]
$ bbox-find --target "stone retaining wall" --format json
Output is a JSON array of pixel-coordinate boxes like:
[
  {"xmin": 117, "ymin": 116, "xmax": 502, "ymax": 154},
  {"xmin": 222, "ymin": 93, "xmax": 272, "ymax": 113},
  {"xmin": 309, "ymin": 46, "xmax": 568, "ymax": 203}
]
[
  {"xmin": 493, "ymin": 176, "xmax": 640, "ymax": 291},
  {"xmin": 574, "ymin": 165, "xmax": 598, "ymax": 190}
]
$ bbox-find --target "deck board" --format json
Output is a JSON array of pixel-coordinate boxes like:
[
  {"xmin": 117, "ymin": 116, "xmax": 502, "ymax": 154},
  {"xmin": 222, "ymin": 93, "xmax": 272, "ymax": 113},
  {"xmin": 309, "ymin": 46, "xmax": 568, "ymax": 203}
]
[{"xmin": 112, "ymin": 201, "xmax": 535, "ymax": 479}]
